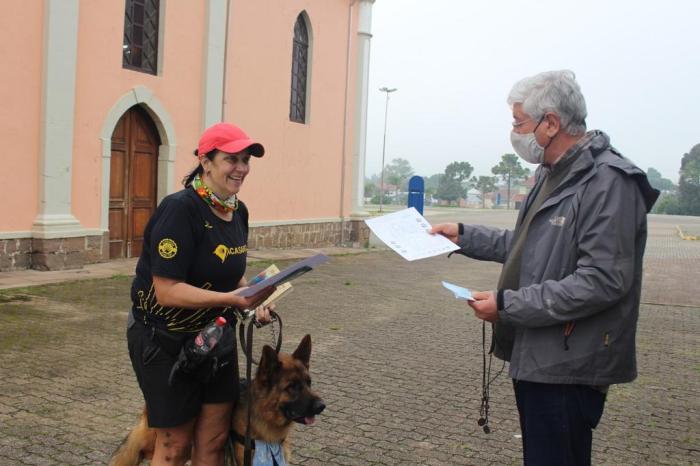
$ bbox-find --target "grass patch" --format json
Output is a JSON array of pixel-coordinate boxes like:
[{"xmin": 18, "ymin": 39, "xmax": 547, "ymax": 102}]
[
  {"xmin": 0, "ymin": 302, "xmax": 63, "ymax": 350},
  {"xmin": 0, "ymin": 293, "xmax": 32, "ymax": 304},
  {"xmin": 0, "ymin": 276, "xmax": 133, "ymax": 351}
]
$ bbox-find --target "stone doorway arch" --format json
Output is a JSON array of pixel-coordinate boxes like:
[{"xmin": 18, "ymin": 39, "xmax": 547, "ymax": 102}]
[
  {"xmin": 108, "ymin": 106, "xmax": 160, "ymax": 258},
  {"xmin": 99, "ymin": 86, "xmax": 177, "ymax": 242}
]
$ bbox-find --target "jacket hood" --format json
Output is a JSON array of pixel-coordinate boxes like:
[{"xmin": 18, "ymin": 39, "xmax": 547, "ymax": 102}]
[
  {"xmin": 590, "ymin": 130, "xmax": 660, "ymax": 212},
  {"xmin": 547, "ymin": 130, "xmax": 660, "ymax": 212}
]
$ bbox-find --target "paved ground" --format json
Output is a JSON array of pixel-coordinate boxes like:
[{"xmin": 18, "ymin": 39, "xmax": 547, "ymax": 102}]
[{"xmin": 0, "ymin": 209, "xmax": 699, "ymax": 465}]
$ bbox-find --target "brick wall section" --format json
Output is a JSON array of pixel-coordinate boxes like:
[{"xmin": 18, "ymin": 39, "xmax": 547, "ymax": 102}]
[
  {"xmin": 248, "ymin": 220, "xmax": 369, "ymax": 249},
  {"xmin": 348, "ymin": 219, "xmax": 371, "ymax": 247},
  {"xmin": 84, "ymin": 232, "xmax": 110, "ymax": 263},
  {"xmin": 0, "ymin": 232, "xmax": 109, "ymax": 272},
  {"xmin": 0, "ymin": 223, "xmax": 368, "ymax": 271},
  {"xmin": 0, "ymin": 238, "xmax": 32, "ymax": 271},
  {"xmin": 31, "ymin": 232, "xmax": 109, "ymax": 271}
]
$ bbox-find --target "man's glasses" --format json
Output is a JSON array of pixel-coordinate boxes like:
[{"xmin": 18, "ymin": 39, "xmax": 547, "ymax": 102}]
[{"xmin": 511, "ymin": 119, "xmax": 532, "ymax": 129}]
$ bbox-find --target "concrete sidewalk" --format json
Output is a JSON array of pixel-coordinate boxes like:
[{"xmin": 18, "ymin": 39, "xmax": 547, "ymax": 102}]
[{"xmin": 0, "ymin": 246, "xmax": 372, "ymax": 290}]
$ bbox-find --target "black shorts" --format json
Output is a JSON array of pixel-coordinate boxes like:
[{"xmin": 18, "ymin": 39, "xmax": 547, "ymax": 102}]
[{"xmin": 127, "ymin": 317, "xmax": 239, "ymax": 428}]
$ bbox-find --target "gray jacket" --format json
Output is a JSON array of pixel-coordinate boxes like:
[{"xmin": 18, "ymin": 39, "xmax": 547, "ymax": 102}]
[{"xmin": 458, "ymin": 131, "xmax": 659, "ymax": 385}]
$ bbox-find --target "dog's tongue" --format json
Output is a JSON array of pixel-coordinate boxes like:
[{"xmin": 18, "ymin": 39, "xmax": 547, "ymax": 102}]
[{"xmin": 304, "ymin": 416, "xmax": 316, "ymax": 425}]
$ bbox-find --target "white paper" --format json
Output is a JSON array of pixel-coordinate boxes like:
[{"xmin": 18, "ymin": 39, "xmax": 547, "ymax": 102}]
[
  {"xmin": 441, "ymin": 281, "xmax": 476, "ymax": 301},
  {"xmin": 364, "ymin": 207, "xmax": 459, "ymax": 261}
]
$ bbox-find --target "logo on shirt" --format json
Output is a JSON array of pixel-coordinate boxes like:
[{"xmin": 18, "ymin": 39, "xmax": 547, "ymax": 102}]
[
  {"xmin": 549, "ymin": 216, "xmax": 566, "ymax": 227},
  {"xmin": 213, "ymin": 244, "xmax": 248, "ymax": 263},
  {"xmin": 204, "ymin": 220, "xmax": 213, "ymax": 229},
  {"xmin": 158, "ymin": 238, "xmax": 178, "ymax": 259}
]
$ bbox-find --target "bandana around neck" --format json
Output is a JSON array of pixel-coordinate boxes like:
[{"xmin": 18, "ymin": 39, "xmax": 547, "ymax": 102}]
[{"xmin": 192, "ymin": 173, "xmax": 238, "ymax": 214}]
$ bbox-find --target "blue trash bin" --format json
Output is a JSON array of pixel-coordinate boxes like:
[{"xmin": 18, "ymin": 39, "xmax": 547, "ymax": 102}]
[{"xmin": 407, "ymin": 176, "xmax": 425, "ymax": 215}]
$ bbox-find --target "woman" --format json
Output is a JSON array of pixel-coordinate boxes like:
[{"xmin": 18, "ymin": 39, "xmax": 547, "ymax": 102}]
[{"xmin": 127, "ymin": 122, "xmax": 274, "ymax": 465}]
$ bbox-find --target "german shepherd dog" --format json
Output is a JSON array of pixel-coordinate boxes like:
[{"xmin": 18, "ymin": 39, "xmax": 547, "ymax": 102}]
[{"xmin": 110, "ymin": 334, "xmax": 325, "ymax": 465}]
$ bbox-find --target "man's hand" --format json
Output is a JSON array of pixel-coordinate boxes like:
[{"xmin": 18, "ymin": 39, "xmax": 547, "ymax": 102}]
[
  {"xmin": 430, "ymin": 223, "xmax": 459, "ymax": 244},
  {"xmin": 468, "ymin": 291, "xmax": 499, "ymax": 322}
]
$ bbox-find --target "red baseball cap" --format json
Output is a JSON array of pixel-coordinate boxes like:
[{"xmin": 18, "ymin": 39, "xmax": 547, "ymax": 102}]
[{"xmin": 197, "ymin": 123, "xmax": 265, "ymax": 158}]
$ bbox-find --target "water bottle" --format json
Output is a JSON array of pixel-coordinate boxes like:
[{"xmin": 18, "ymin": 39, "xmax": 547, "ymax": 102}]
[{"xmin": 191, "ymin": 316, "xmax": 227, "ymax": 356}]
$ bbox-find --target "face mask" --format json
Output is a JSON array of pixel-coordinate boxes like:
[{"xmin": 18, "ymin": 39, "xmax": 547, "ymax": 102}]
[
  {"xmin": 510, "ymin": 131, "xmax": 545, "ymax": 164},
  {"xmin": 510, "ymin": 115, "xmax": 557, "ymax": 165}
]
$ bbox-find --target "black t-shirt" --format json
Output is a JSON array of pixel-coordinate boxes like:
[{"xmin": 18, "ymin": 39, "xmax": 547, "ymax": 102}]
[{"xmin": 131, "ymin": 188, "xmax": 248, "ymax": 332}]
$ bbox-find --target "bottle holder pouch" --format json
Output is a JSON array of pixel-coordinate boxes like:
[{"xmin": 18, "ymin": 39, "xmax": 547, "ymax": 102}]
[{"xmin": 166, "ymin": 321, "xmax": 237, "ymax": 387}]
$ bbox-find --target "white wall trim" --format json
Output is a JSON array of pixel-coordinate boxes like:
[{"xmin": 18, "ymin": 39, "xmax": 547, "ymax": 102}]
[
  {"xmin": 156, "ymin": 0, "xmax": 167, "ymax": 76},
  {"xmin": 350, "ymin": 0, "xmax": 375, "ymax": 217},
  {"xmin": 0, "ymin": 228, "xmax": 107, "ymax": 240},
  {"xmin": 99, "ymin": 86, "xmax": 178, "ymax": 231},
  {"xmin": 32, "ymin": 0, "xmax": 83, "ymax": 239},
  {"xmin": 31, "ymin": 227, "xmax": 106, "ymax": 240},
  {"xmin": 202, "ymin": 0, "xmax": 227, "ymax": 129},
  {"xmin": 0, "ymin": 231, "xmax": 33, "ymax": 240}
]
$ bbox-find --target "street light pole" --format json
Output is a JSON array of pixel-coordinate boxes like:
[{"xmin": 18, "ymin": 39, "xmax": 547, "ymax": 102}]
[{"xmin": 379, "ymin": 86, "xmax": 397, "ymax": 212}]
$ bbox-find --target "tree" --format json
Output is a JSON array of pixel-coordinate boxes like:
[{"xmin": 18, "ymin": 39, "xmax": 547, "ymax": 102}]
[
  {"xmin": 424, "ymin": 173, "xmax": 443, "ymax": 193},
  {"xmin": 646, "ymin": 167, "xmax": 675, "ymax": 192},
  {"xmin": 436, "ymin": 162, "xmax": 473, "ymax": 204},
  {"xmin": 491, "ymin": 153, "xmax": 530, "ymax": 209},
  {"xmin": 652, "ymin": 192, "xmax": 681, "ymax": 215},
  {"xmin": 472, "ymin": 175, "xmax": 498, "ymax": 208},
  {"xmin": 678, "ymin": 144, "xmax": 700, "ymax": 216},
  {"xmin": 384, "ymin": 158, "xmax": 414, "ymax": 192},
  {"xmin": 444, "ymin": 161, "xmax": 474, "ymax": 182},
  {"xmin": 364, "ymin": 177, "xmax": 378, "ymax": 199},
  {"xmin": 423, "ymin": 173, "xmax": 443, "ymax": 204}
]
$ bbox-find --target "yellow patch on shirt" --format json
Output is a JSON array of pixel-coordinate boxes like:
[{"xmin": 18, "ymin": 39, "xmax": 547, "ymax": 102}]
[
  {"xmin": 158, "ymin": 238, "xmax": 178, "ymax": 259},
  {"xmin": 213, "ymin": 244, "xmax": 247, "ymax": 263}
]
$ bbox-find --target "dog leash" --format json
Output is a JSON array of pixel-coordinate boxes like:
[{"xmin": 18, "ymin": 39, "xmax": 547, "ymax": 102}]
[
  {"xmin": 239, "ymin": 311, "xmax": 283, "ymax": 356},
  {"xmin": 240, "ymin": 310, "xmax": 283, "ymax": 466}
]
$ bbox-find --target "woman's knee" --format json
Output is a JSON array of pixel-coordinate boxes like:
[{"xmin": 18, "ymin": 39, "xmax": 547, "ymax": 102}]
[
  {"xmin": 197, "ymin": 427, "xmax": 229, "ymax": 452},
  {"xmin": 193, "ymin": 403, "xmax": 233, "ymax": 453},
  {"xmin": 194, "ymin": 417, "xmax": 230, "ymax": 453}
]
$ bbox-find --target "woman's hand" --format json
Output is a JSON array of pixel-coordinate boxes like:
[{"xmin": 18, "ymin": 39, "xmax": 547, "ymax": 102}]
[
  {"xmin": 229, "ymin": 286, "xmax": 275, "ymax": 310},
  {"xmin": 430, "ymin": 223, "xmax": 459, "ymax": 244},
  {"xmin": 254, "ymin": 303, "xmax": 276, "ymax": 324}
]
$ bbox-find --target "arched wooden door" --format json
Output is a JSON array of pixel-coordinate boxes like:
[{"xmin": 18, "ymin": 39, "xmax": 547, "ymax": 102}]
[{"xmin": 109, "ymin": 106, "xmax": 160, "ymax": 259}]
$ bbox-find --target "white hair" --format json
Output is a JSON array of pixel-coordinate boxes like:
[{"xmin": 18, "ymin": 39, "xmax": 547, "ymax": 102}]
[{"xmin": 507, "ymin": 70, "xmax": 587, "ymax": 136}]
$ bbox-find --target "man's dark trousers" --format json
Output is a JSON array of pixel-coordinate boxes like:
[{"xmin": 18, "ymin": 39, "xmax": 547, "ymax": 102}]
[{"xmin": 513, "ymin": 380, "xmax": 607, "ymax": 466}]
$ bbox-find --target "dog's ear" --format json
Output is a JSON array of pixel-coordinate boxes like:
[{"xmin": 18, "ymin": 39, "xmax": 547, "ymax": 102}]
[
  {"xmin": 257, "ymin": 345, "xmax": 281, "ymax": 386},
  {"xmin": 292, "ymin": 334, "xmax": 312, "ymax": 369}
]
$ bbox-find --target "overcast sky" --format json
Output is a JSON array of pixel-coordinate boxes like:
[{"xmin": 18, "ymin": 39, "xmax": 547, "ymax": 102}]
[{"xmin": 364, "ymin": 0, "xmax": 699, "ymax": 182}]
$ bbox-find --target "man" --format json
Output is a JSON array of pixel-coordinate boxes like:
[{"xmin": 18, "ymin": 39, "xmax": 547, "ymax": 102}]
[{"xmin": 432, "ymin": 70, "xmax": 659, "ymax": 465}]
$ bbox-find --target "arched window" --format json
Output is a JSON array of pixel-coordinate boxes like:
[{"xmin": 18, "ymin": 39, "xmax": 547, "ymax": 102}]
[
  {"xmin": 123, "ymin": 0, "xmax": 160, "ymax": 74},
  {"xmin": 289, "ymin": 13, "xmax": 310, "ymax": 123}
]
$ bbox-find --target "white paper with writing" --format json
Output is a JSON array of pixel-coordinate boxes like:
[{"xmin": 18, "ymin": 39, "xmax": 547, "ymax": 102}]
[{"xmin": 364, "ymin": 208, "xmax": 459, "ymax": 261}]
